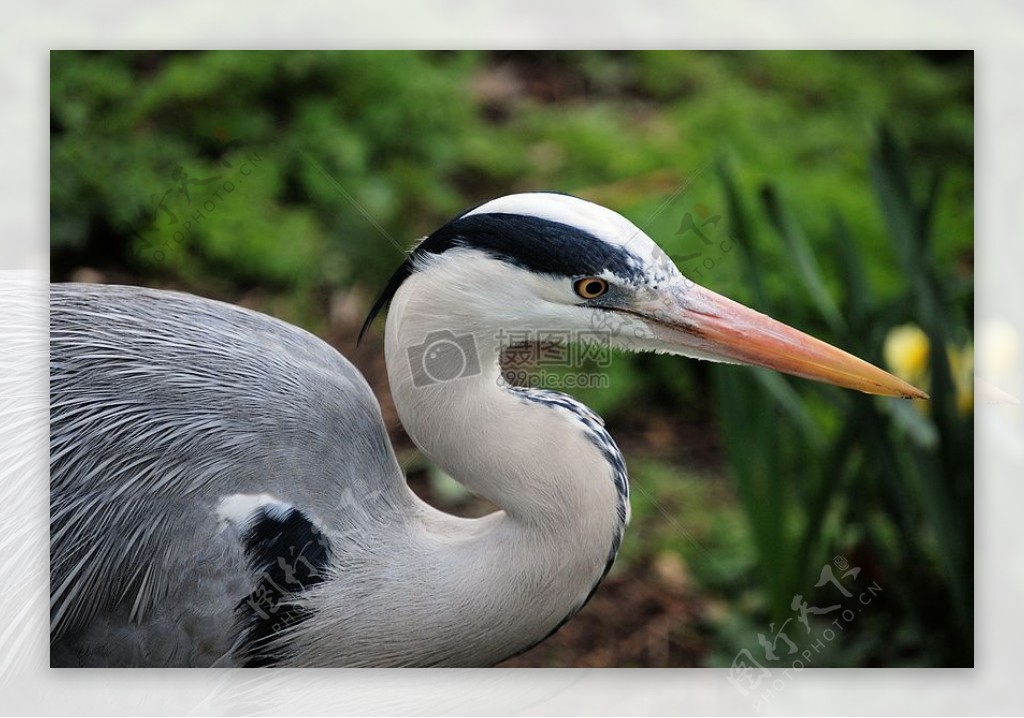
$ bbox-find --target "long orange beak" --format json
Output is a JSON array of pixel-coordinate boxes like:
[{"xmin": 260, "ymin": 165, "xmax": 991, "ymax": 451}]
[{"xmin": 625, "ymin": 281, "xmax": 928, "ymax": 399}]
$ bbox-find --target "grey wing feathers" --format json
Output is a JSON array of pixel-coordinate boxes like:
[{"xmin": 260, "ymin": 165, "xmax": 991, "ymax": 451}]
[{"xmin": 49, "ymin": 283, "xmax": 403, "ymax": 658}]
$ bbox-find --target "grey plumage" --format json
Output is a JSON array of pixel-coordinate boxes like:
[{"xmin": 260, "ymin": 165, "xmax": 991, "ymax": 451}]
[
  {"xmin": 50, "ymin": 283, "xmax": 410, "ymax": 665},
  {"xmin": 50, "ymin": 278, "xmax": 624, "ymax": 668}
]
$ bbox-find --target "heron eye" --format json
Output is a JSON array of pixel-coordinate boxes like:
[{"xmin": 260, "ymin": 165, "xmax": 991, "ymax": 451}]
[{"xmin": 573, "ymin": 277, "xmax": 609, "ymax": 300}]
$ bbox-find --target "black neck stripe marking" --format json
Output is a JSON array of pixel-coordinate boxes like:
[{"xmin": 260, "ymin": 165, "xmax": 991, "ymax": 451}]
[
  {"xmin": 359, "ymin": 208, "xmax": 644, "ymax": 343},
  {"xmin": 496, "ymin": 385, "xmax": 630, "ymax": 665}
]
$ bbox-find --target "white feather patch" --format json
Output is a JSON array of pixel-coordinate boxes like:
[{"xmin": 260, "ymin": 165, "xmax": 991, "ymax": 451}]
[
  {"xmin": 215, "ymin": 492, "xmax": 292, "ymax": 531},
  {"xmin": 462, "ymin": 192, "xmax": 646, "ymax": 249}
]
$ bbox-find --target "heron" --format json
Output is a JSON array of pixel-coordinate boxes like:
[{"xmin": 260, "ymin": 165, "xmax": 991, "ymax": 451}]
[{"xmin": 49, "ymin": 192, "xmax": 925, "ymax": 667}]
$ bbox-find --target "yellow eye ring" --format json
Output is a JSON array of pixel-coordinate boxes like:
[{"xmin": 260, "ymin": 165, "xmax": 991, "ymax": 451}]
[{"xmin": 573, "ymin": 277, "xmax": 609, "ymax": 300}]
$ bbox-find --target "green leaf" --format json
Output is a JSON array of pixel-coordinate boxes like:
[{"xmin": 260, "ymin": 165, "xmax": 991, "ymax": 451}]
[{"xmin": 760, "ymin": 183, "xmax": 845, "ymax": 335}]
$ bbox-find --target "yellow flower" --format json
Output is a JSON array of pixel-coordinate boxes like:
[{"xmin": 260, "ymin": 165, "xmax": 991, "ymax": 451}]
[
  {"xmin": 948, "ymin": 343, "xmax": 974, "ymax": 416},
  {"xmin": 883, "ymin": 324, "xmax": 930, "ymax": 383},
  {"xmin": 883, "ymin": 323, "xmax": 974, "ymax": 416}
]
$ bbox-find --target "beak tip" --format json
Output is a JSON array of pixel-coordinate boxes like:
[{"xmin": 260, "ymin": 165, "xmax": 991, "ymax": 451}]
[{"xmin": 898, "ymin": 386, "xmax": 930, "ymax": 401}]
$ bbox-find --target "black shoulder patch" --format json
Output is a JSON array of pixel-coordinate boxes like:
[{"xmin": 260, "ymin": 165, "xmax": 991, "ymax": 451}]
[
  {"xmin": 236, "ymin": 505, "xmax": 331, "ymax": 667},
  {"xmin": 358, "ymin": 199, "xmax": 644, "ymax": 343}
]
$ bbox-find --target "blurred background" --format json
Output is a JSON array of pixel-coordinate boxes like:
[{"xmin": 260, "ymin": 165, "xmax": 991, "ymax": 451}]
[{"xmin": 50, "ymin": 50, "xmax": 973, "ymax": 669}]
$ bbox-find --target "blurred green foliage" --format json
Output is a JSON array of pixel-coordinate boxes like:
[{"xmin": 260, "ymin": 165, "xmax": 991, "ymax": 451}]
[
  {"xmin": 51, "ymin": 51, "xmax": 971, "ymax": 300},
  {"xmin": 50, "ymin": 51, "xmax": 973, "ymax": 667},
  {"xmin": 706, "ymin": 129, "xmax": 972, "ymax": 669}
]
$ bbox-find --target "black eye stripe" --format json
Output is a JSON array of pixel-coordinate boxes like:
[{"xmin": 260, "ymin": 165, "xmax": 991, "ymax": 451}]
[
  {"xmin": 360, "ymin": 202, "xmax": 643, "ymax": 342},
  {"xmin": 434, "ymin": 214, "xmax": 642, "ymax": 279}
]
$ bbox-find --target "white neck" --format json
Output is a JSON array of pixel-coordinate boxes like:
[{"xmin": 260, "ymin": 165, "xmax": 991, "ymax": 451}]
[{"xmin": 376, "ymin": 263, "xmax": 627, "ymax": 664}]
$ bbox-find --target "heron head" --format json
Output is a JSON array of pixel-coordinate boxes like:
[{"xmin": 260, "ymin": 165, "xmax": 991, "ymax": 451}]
[{"xmin": 363, "ymin": 192, "xmax": 926, "ymax": 399}]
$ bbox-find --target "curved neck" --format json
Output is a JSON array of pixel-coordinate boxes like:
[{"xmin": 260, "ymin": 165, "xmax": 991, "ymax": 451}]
[
  {"xmin": 377, "ymin": 271, "xmax": 628, "ymax": 662},
  {"xmin": 384, "ymin": 274, "xmax": 624, "ymax": 529}
]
